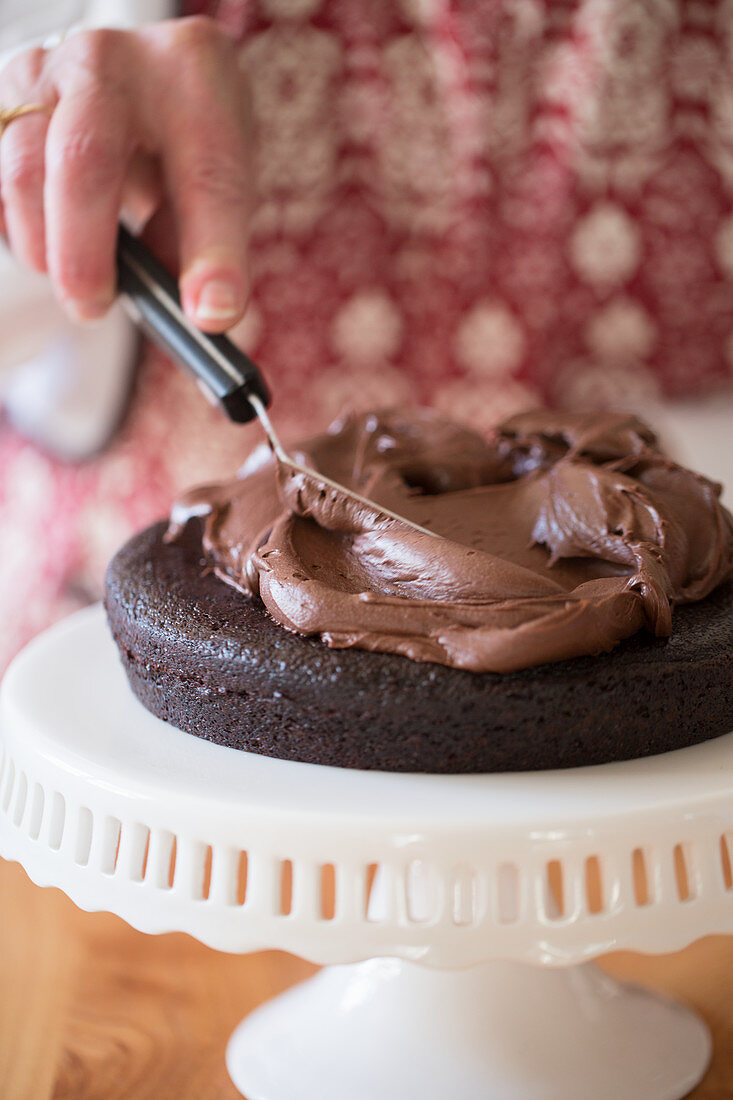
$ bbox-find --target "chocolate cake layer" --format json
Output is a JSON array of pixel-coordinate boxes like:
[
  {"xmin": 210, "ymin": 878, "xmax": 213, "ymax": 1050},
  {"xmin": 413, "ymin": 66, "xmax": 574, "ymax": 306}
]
[{"xmin": 105, "ymin": 521, "xmax": 733, "ymax": 773}]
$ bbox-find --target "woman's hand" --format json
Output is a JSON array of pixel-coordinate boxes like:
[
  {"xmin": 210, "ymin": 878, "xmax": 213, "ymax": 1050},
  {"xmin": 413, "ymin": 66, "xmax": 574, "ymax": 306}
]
[{"xmin": 0, "ymin": 17, "xmax": 251, "ymax": 332}]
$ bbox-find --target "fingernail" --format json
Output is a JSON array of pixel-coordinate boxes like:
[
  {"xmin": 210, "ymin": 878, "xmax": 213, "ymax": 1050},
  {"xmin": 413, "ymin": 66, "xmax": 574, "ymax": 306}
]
[
  {"xmin": 65, "ymin": 296, "xmax": 113, "ymax": 323},
  {"xmin": 194, "ymin": 278, "xmax": 241, "ymax": 322}
]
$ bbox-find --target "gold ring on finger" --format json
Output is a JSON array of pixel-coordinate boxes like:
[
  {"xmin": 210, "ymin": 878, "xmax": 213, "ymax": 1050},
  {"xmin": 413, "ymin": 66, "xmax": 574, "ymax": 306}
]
[{"xmin": 0, "ymin": 103, "xmax": 51, "ymax": 139}]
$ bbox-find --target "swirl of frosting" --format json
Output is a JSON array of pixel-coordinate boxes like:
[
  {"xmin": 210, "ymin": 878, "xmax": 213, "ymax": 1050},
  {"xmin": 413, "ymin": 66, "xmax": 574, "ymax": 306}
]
[{"xmin": 167, "ymin": 408, "xmax": 733, "ymax": 673}]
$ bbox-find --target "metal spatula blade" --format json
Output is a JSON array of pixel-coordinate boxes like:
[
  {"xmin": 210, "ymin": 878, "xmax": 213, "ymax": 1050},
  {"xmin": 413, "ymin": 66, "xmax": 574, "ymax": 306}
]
[{"xmin": 247, "ymin": 395, "xmax": 439, "ymax": 538}]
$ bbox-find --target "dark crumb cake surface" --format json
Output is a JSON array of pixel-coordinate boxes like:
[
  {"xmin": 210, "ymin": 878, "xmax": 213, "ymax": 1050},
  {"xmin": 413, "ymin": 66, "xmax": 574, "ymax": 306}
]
[{"xmin": 104, "ymin": 521, "xmax": 733, "ymax": 773}]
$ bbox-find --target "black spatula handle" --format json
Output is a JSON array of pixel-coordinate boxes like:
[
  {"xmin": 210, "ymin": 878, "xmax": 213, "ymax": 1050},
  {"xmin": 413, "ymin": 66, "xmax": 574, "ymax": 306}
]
[{"xmin": 116, "ymin": 225, "xmax": 270, "ymax": 423}]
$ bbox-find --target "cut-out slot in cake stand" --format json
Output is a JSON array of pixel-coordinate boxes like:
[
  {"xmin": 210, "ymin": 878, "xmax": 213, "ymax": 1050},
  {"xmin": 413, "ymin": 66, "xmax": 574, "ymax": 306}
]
[{"xmin": 2, "ymin": 606, "xmax": 732, "ymax": 1098}]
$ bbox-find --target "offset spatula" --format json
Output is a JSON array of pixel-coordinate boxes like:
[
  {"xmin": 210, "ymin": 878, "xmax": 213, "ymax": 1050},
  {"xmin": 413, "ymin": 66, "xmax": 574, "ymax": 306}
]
[{"xmin": 116, "ymin": 227, "xmax": 438, "ymax": 536}]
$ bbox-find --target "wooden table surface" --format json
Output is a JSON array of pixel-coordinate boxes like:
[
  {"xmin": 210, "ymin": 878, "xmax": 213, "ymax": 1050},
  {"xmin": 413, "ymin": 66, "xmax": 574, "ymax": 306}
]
[{"xmin": 3, "ymin": 856, "xmax": 733, "ymax": 1100}]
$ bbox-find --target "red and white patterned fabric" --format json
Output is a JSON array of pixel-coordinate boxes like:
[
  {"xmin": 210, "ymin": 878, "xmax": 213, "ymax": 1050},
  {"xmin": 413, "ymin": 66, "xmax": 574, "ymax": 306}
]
[{"xmin": 2, "ymin": 0, "xmax": 733, "ymax": 669}]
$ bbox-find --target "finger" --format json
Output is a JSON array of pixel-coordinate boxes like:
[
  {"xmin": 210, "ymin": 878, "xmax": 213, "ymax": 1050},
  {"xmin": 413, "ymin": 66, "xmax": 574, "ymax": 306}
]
[
  {"xmin": 153, "ymin": 20, "xmax": 251, "ymax": 332},
  {"xmin": 120, "ymin": 150, "xmax": 164, "ymax": 235},
  {"xmin": 45, "ymin": 88, "xmax": 133, "ymax": 320},
  {"xmin": 0, "ymin": 111, "xmax": 51, "ymax": 271},
  {"xmin": 0, "ymin": 45, "xmax": 53, "ymax": 269}
]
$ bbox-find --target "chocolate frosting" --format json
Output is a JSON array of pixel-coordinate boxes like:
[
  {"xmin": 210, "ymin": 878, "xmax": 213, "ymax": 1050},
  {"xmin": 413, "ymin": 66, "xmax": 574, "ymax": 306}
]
[{"xmin": 167, "ymin": 408, "xmax": 733, "ymax": 673}]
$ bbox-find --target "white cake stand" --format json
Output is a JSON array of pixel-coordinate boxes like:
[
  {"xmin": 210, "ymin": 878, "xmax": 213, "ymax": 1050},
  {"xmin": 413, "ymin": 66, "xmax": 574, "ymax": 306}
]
[{"xmin": 2, "ymin": 606, "xmax": 733, "ymax": 1099}]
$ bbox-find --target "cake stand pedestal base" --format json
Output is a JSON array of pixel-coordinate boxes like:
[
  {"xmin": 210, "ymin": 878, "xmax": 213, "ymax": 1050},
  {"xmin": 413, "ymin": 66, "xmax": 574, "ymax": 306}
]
[{"xmin": 227, "ymin": 957, "xmax": 711, "ymax": 1100}]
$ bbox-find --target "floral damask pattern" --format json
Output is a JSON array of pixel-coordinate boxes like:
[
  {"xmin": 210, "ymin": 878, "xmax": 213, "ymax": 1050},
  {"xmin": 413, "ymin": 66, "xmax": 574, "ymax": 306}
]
[
  {"xmin": 228, "ymin": 0, "xmax": 733, "ymax": 404},
  {"xmin": 2, "ymin": 0, "xmax": 733, "ymax": 669}
]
